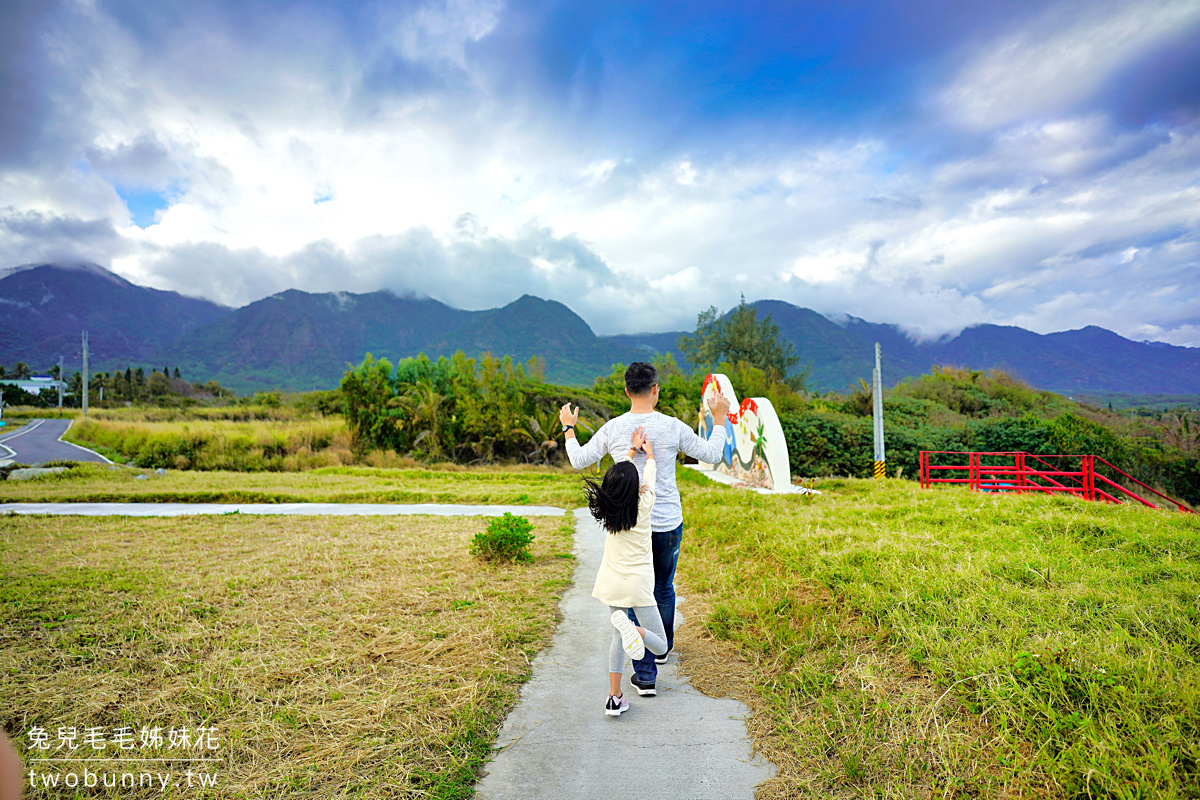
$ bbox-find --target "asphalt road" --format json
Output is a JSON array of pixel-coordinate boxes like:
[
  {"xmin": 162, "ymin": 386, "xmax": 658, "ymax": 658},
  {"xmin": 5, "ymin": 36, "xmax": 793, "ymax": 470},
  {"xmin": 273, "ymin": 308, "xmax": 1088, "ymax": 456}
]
[{"xmin": 0, "ymin": 418, "xmax": 110, "ymax": 466}]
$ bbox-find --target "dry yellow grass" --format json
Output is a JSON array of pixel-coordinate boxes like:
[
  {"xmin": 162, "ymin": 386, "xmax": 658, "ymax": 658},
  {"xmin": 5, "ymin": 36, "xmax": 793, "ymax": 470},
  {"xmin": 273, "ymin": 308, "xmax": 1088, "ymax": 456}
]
[
  {"xmin": 0, "ymin": 463, "xmax": 582, "ymax": 507},
  {"xmin": 0, "ymin": 513, "xmax": 575, "ymax": 798}
]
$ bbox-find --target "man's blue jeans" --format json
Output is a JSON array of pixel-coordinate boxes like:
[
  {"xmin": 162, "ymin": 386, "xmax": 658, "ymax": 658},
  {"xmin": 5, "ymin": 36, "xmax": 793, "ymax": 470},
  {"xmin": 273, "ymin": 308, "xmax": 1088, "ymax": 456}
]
[{"xmin": 629, "ymin": 523, "xmax": 683, "ymax": 683}]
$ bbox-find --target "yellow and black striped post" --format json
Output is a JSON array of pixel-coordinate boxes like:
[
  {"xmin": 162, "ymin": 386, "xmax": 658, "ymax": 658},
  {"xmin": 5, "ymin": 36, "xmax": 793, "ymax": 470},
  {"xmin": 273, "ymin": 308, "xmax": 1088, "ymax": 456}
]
[{"xmin": 874, "ymin": 460, "xmax": 886, "ymax": 480}]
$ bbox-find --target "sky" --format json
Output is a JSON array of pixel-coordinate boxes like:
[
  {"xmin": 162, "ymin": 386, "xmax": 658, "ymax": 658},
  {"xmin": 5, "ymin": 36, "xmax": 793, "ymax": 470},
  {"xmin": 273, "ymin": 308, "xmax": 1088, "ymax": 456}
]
[{"xmin": 1, "ymin": 0, "xmax": 1199, "ymax": 344}]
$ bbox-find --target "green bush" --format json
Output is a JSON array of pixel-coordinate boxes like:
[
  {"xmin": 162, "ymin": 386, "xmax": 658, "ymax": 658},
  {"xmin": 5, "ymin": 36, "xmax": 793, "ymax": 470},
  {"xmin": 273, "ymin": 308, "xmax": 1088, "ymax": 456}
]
[{"xmin": 469, "ymin": 513, "xmax": 535, "ymax": 563}]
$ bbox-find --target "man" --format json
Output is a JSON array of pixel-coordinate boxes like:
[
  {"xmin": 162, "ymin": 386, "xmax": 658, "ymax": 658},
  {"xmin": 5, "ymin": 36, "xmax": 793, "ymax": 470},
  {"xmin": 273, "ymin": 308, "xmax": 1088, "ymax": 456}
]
[{"xmin": 560, "ymin": 362, "xmax": 730, "ymax": 696}]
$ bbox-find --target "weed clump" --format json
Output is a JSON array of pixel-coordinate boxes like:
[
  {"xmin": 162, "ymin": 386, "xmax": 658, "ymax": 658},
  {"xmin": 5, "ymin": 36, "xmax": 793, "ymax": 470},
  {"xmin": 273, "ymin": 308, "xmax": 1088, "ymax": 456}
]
[{"xmin": 470, "ymin": 513, "xmax": 536, "ymax": 562}]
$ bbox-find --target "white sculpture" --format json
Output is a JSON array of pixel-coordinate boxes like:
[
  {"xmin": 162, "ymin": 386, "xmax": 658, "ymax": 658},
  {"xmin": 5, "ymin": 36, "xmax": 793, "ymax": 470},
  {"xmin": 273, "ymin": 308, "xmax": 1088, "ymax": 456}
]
[{"xmin": 697, "ymin": 373, "xmax": 791, "ymax": 492}]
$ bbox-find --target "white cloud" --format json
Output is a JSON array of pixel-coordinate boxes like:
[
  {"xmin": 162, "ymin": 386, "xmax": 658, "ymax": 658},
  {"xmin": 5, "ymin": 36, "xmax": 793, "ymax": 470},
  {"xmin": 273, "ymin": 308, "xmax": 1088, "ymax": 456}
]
[
  {"xmin": 939, "ymin": 0, "xmax": 1200, "ymax": 129},
  {"xmin": 0, "ymin": 0, "xmax": 1198, "ymax": 355}
]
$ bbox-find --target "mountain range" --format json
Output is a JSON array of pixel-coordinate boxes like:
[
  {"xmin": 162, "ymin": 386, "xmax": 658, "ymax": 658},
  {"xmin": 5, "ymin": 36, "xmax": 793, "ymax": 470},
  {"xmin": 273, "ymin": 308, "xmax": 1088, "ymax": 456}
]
[{"xmin": 2, "ymin": 262, "xmax": 1198, "ymax": 396}]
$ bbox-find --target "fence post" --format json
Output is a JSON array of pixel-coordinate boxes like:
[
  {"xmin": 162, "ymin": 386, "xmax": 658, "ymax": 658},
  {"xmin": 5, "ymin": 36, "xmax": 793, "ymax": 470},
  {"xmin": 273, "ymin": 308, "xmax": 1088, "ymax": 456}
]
[
  {"xmin": 1017, "ymin": 452, "xmax": 1025, "ymax": 494},
  {"xmin": 1084, "ymin": 455, "xmax": 1093, "ymax": 502}
]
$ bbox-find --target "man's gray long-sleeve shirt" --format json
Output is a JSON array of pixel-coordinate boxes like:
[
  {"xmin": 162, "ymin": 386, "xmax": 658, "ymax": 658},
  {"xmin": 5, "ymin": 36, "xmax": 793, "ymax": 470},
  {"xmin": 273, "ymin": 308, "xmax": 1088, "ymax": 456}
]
[{"xmin": 566, "ymin": 410, "xmax": 727, "ymax": 531}]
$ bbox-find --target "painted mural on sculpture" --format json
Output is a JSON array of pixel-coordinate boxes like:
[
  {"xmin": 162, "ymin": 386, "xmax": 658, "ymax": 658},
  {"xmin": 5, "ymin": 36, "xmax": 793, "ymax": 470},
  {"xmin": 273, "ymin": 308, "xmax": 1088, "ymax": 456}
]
[{"xmin": 697, "ymin": 373, "xmax": 791, "ymax": 492}]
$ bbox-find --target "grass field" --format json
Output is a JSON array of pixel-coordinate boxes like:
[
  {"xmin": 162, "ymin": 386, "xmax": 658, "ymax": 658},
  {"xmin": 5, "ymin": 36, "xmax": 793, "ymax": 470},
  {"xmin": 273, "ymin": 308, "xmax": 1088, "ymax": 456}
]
[
  {"xmin": 1, "ymin": 513, "xmax": 575, "ymax": 799},
  {"xmin": 4, "ymin": 455, "xmax": 1197, "ymax": 798},
  {"xmin": 674, "ymin": 471, "xmax": 1200, "ymax": 798},
  {"xmin": 0, "ymin": 464, "xmax": 584, "ymax": 507}
]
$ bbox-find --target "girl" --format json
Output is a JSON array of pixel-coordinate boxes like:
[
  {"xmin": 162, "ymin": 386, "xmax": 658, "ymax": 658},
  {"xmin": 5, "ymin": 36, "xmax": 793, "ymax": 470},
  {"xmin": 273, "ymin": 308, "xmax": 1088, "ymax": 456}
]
[{"xmin": 585, "ymin": 426, "xmax": 669, "ymax": 716}]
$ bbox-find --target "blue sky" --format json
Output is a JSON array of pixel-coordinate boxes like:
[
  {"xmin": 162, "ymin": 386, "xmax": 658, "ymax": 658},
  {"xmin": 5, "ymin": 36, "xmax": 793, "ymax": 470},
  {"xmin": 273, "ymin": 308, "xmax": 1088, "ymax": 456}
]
[{"xmin": 1, "ymin": 0, "xmax": 1198, "ymax": 344}]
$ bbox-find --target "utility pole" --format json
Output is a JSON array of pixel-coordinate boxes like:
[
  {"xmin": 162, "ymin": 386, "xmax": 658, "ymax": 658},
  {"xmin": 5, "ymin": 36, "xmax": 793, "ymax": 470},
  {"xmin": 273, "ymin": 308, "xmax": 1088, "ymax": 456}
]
[
  {"xmin": 872, "ymin": 342, "xmax": 885, "ymax": 480},
  {"xmin": 82, "ymin": 330, "xmax": 89, "ymax": 416},
  {"xmin": 57, "ymin": 356, "xmax": 63, "ymax": 409}
]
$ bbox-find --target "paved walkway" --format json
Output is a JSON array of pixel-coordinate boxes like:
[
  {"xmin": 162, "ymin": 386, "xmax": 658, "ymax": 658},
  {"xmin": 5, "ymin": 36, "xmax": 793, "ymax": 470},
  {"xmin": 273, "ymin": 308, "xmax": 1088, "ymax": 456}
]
[
  {"xmin": 0, "ymin": 502, "xmax": 565, "ymax": 517},
  {"xmin": 0, "ymin": 418, "xmax": 110, "ymax": 466},
  {"xmin": 475, "ymin": 508, "xmax": 774, "ymax": 800}
]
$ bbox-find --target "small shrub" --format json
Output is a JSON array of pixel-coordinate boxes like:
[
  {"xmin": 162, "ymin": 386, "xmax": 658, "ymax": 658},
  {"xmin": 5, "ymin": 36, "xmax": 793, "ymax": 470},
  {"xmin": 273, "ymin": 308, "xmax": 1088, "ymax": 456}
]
[{"xmin": 470, "ymin": 513, "xmax": 535, "ymax": 563}]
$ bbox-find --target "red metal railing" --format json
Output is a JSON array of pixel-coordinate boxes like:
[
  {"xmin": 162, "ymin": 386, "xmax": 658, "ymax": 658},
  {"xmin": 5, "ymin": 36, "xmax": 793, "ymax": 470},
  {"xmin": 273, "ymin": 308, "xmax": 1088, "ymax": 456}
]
[{"xmin": 919, "ymin": 451, "xmax": 1193, "ymax": 513}]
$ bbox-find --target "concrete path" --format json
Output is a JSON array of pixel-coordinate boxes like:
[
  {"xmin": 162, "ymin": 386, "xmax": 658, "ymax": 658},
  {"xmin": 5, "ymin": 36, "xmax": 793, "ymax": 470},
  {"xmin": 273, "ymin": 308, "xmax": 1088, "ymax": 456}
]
[
  {"xmin": 475, "ymin": 509, "xmax": 774, "ymax": 800},
  {"xmin": 0, "ymin": 418, "xmax": 110, "ymax": 466},
  {"xmin": 0, "ymin": 502, "xmax": 565, "ymax": 517}
]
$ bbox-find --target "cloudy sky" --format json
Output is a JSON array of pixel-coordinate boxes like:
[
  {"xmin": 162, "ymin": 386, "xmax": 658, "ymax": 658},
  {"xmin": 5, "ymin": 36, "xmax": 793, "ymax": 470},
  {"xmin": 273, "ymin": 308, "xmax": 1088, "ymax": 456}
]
[{"xmin": 2, "ymin": 0, "xmax": 1199, "ymax": 343}]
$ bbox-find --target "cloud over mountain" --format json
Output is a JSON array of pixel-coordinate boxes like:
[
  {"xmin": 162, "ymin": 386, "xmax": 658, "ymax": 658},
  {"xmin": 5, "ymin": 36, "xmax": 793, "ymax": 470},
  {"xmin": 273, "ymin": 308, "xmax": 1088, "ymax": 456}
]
[{"xmin": 0, "ymin": 0, "xmax": 1196, "ymax": 345}]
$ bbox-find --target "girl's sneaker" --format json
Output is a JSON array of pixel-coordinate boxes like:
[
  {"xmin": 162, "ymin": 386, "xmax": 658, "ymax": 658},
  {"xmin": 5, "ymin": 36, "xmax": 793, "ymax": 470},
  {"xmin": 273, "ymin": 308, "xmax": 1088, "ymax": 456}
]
[
  {"xmin": 605, "ymin": 694, "xmax": 629, "ymax": 716},
  {"xmin": 610, "ymin": 611, "xmax": 645, "ymax": 660}
]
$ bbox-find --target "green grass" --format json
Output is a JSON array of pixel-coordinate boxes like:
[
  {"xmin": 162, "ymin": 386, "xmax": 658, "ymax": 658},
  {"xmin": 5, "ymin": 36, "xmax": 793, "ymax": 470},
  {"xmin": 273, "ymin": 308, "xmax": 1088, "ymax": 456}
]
[
  {"xmin": 0, "ymin": 463, "xmax": 583, "ymax": 507},
  {"xmin": 678, "ymin": 477, "xmax": 1200, "ymax": 798}
]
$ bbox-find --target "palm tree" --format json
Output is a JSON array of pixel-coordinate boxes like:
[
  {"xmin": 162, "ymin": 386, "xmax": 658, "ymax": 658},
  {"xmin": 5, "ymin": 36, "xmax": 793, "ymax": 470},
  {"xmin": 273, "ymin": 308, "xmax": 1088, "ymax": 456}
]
[
  {"xmin": 405, "ymin": 379, "xmax": 449, "ymax": 459},
  {"xmin": 514, "ymin": 406, "xmax": 565, "ymax": 465},
  {"xmin": 13, "ymin": 362, "xmax": 30, "ymax": 379},
  {"xmin": 847, "ymin": 377, "xmax": 872, "ymax": 416}
]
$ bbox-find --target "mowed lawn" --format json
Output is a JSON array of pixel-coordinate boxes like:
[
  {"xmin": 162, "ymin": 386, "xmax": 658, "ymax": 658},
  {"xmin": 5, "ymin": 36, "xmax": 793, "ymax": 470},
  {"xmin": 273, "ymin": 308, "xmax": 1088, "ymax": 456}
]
[
  {"xmin": 1, "ymin": 513, "xmax": 575, "ymax": 799},
  {"xmin": 0, "ymin": 464, "xmax": 583, "ymax": 507},
  {"xmin": 675, "ymin": 472, "xmax": 1200, "ymax": 799}
]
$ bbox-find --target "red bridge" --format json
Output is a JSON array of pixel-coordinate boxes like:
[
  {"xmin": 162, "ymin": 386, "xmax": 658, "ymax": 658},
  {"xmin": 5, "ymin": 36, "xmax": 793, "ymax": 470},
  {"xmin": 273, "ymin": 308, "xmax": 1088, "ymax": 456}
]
[{"xmin": 918, "ymin": 451, "xmax": 1192, "ymax": 513}]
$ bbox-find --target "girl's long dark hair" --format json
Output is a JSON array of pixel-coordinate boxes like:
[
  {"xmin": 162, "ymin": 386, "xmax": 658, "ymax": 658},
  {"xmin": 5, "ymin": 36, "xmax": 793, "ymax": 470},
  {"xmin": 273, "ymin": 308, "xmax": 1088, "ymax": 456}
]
[{"xmin": 584, "ymin": 461, "xmax": 640, "ymax": 534}]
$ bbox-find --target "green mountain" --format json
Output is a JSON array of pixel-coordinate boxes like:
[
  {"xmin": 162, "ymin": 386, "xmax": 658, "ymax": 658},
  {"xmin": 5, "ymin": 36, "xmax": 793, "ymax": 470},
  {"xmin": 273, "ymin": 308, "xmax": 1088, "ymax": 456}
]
[
  {"xmin": 4, "ymin": 263, "xmax": 1198, "ymax": 396},
  {"xmin": 753, "ymin": 301, "xmax": 1200, "ymax": 395},
  {"xmin": 0, "ymin": 262, "xmax": 230, "ymax": 370},
  {"xmin": 162, "ymin": 289, "xmax": 653, "ymax": 391}
]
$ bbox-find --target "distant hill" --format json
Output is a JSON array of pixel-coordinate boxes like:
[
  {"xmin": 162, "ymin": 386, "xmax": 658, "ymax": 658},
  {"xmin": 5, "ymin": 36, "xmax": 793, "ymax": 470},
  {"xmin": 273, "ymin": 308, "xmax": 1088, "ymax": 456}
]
[
  {"xmin": 749, "ymin": 301, "xmax": 1200, "ymax": 395},
  {"xmin": 160, "ymin": 290, "xmax": 664, "ymax": 390},
  {"xmin": 0, "ymin": 262, "xmax": 230, "ymax": 370},
  {"xmin": 2, "ymin": 263, "xmax": 1198, "ymax": 395}
]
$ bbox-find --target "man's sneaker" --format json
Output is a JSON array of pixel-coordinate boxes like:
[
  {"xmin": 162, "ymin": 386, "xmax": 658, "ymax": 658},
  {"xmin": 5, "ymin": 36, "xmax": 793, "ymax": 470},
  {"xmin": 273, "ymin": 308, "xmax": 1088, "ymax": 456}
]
[
  {"xmin": 605, "ymin": 694, "xmax": 629, "ymax": 716},
  {"xmin": 654, "ymin": 651, "xmax": 670, "ymax": 665},
  {"xmin": 610, "ymin": 611, "xmax": 645, "ymax": 660},
  {"xmin": 629, "ymin": 673, "xmax": 657, "ymax": 696}
]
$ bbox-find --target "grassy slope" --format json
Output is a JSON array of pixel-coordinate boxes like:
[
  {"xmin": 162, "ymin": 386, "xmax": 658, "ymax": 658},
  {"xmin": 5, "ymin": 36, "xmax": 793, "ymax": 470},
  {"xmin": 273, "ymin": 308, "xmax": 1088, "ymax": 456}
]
[
  {"xmin": 1, "ymin": 514, "xmax": 575, "ymax": 799},
  {"xmin": 676, "ymin": 470, "xmax": 1199, "ymax": 798}
]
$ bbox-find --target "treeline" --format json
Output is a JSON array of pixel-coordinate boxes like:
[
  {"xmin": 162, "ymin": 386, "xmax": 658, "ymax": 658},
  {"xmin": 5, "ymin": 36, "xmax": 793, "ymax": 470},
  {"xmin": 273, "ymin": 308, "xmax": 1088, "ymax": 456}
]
[
  {"xmin": 340, "ymin": 351, "xmax": 613, "ymax": 463},
  {"xmin": 0, "ymin": 362, "xmax": 236, "ymax": 407},
  {"xmin": 786, "ymin": 366, "xmax": 1200, "ymax": 506},
  {"xmin": 339, "ymin": 347, "xmax": 808, "ymax": 465},
  {"xmin": 341, "ymin": 351, "xmax": 1198, "ymax": 505}
]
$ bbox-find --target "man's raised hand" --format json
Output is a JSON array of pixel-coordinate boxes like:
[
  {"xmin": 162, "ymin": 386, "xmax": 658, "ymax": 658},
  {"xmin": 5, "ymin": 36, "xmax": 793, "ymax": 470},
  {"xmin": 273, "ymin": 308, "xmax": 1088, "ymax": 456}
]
[
  {"xmin": 559, "ymin": 403, "xmax": 580, "ymax": 427},
  {"xmin": 708, "ymin": 390, "xmax": 731, "ymax": 420}
]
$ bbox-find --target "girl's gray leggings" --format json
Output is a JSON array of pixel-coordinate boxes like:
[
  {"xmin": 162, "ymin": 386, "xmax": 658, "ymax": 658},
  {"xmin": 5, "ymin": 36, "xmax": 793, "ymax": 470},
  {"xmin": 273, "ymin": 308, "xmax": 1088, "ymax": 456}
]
[{"xmin": 608, "ymin": 605, "xmax": 668, "ymax": 673}]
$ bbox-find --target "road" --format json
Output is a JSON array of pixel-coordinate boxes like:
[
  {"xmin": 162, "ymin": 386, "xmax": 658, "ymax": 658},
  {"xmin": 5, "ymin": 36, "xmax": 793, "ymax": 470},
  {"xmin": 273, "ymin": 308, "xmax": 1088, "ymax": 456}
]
[{"xmin": 0, "ymin": 418, "xmax": 110, "ymax": 466}]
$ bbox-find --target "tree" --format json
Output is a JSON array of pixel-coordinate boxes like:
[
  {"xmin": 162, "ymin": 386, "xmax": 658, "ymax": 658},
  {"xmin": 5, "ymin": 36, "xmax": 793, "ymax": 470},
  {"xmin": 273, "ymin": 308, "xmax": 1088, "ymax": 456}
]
[
  {"xmin": 12, "ymin": 362, "xmax": 30, "ymax": 379},
  {"xmin": 148, "ymin": 371, "xmax": 170, "ymax": 396},
  {"xmin": 340, "ymin": 354, "xmax": 402, "ymax": 453},
  {"xmin": 678, "ymin": 295, "xmax": 804, "ymax": 389},
  {"xmin": 404, "ymin": 379, "xmax": 450, "ymax": 459}
]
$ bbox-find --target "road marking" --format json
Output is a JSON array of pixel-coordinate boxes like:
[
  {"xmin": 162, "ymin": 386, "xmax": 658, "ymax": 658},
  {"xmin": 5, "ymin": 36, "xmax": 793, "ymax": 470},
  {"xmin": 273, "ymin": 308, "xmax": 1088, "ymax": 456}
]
[
  {"xmin": 0, "ymin": 418, "xmax": 110, "ymax": 464},
  {"xmin": 57, "ymin": 419, "xmax": 112, "ymax": 463},
  {"xmin": 0, "ymin": 418, "xmax": 46, "ymax": 443}
]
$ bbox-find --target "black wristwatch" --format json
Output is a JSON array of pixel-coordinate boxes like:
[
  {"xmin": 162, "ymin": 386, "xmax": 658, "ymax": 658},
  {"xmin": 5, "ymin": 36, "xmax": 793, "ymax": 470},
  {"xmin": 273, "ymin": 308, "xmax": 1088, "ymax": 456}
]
[{"xmin": 562, "ymin": 424, "xmax": 575, "ymax": 432}]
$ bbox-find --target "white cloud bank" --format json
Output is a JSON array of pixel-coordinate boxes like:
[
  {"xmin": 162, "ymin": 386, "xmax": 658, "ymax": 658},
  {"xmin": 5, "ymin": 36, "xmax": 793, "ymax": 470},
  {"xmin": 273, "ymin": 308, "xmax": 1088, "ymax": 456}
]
[{"xmin": 0, "ymin": 0, "xmax": 1198, "ymax": 346}]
